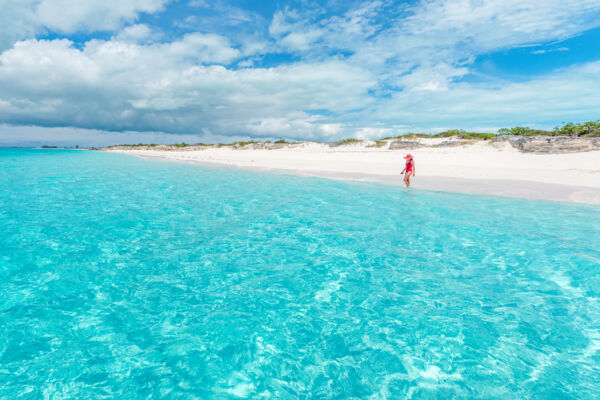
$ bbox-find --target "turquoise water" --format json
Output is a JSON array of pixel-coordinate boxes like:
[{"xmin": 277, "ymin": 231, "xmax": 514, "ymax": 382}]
[{"xmin": 1, "ymin": 149, "xmax": 599, "ymax": 399}]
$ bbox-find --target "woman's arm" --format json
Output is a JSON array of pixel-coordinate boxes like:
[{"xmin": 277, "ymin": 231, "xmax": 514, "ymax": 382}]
[{"xmin": 412, "ymin": 160, "xmax": 415, "ymax": 176}]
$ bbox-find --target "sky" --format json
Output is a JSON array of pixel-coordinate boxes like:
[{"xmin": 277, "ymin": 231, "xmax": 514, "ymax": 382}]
[{"xmin": 0, "ymin": 0, "xmax": 599, "ymax": 146}]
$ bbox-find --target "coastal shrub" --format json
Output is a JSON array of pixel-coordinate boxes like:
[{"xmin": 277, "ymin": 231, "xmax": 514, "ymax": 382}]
[
  {"xmin": 496, "ymin": 127, "xmax": 551, "ymax": 136},
  {"xmin": 429, "ymin": 130, "xmax": 494, "ymax": 140},
  {"xmin": 336, "ymin": 138, "xmax": 363, "ymax": 145},
  {"xmin": 462, "ymin": 133, "xmax": 494, "ymax": 140},
  {"xmin": 553, "ymin": 120, "xmax": 600, "ymax": 137},
  {"xmin": 380, "ymin": 131, "xmax": 493, "ymax": 141},
  {"xmin": 381, "ymin": 133, "xmax": 421, "ymax": 140},
  {"xmin": 432, "ymin": 129, "xmax": 466, "ymax": 138},
  {"xmin": 232, "ymin": 141, "xmax": 257, "ymax": 146},
  {"xmin": 172, "ymin": 142, "xmax": 189, "ymax": 147},
  {"xmin": 275, "ymin": 139, "xmax": 287, "ymax": 144},
  {"xmin": 496, "ymin": 121, "xmax": 600, "ymax": 137}
]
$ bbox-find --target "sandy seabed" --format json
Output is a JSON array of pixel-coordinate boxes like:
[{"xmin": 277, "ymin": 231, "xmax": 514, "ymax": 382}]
[{"xmin": 109, "ymin": 140, "xmax": 600, "ymax": 205}]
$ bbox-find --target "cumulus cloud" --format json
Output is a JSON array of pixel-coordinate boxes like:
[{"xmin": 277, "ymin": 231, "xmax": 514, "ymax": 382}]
[
  {"xmin": 114, "ymin": 24, "xmax": 160, "ymax": 43},
  {"xmin": 0, "ymin": 1, "xmax": 38, "ymax": 51},
  {"xmin": 36, "ymin": 0, "xmax": 168, "ymax": 32},
  {"xmin": 0, "ymin": 37, "xmax": 375, "ymax": 139},
  {"xmin": 0, "ymin": 0, "xmax": 169, "ymax": 51},
  {"xmin": 245, "ymin": 113, "xmax": 344, "ymax": 140}
]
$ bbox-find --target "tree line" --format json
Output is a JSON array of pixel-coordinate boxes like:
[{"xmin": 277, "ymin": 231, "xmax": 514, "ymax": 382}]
[{"xmin": 498, "ymin": 120, "xmax": 600, "ymax": 137}]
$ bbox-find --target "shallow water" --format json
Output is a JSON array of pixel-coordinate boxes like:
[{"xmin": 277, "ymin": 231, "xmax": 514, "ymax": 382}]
[{"xmin": 1, "ymin": 149, "xmax": 599, "ymax": 399}]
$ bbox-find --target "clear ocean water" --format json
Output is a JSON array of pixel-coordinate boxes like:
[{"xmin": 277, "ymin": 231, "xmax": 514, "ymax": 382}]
[{"xmin": 1, "ymin": 148, "xmax": 599, "ymax": 399}]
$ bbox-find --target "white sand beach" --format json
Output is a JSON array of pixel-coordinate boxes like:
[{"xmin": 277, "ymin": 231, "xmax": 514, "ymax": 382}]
[{"xmin": 108, "ymin": 139, "xmax": 600, "ymax": 204}]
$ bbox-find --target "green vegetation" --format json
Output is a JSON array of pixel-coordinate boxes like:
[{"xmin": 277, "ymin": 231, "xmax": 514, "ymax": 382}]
[
  {"xmin": 274, "ymin": 139, "xmax": 287, "ymax": 144},
  {"xmin": 497, "ymin": 126, "xmax": 550, "ymax": 136},
  {"xmin": 381, "ymin": 130, "xmax": 494, "ymax": 141},
  {"xmin": 232, "ymin": 141, "xmax": 257, "ymax": 147},
  {"xmin": 553, "ymin": 120, "xmax": 600, "ymax": 136},
  {"xmin": 496, "ymin": 120, "xmax": 600, "ymax": 137},
  {"xmin": 374, "ymin": 139, "xmax": 387, "ymax": 147},
  {"xmin": 377, "ymin": 120, "xmax": 599, "ymax": 142},
  {"xmin": 336, "ymin": 138, "xmax": 363, "ymax": 145},
  {"xmin": 172, "ymin": 142, "xmax": 189, "ymax": 148},
  {"xmin": 430, "ymin": 130, "xmax": 495, "ymax": 140}
]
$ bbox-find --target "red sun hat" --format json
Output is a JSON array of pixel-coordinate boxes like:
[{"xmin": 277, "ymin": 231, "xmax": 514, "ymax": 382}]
[{"xmin": 404, "ymin": 154, "xmax": 413, "ymax": 160}]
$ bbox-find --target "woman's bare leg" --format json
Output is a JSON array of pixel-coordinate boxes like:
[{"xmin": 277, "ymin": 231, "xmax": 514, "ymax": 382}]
[{"xmin": 404, "ymin": 171, "xmax": 412, "ymax": 187}]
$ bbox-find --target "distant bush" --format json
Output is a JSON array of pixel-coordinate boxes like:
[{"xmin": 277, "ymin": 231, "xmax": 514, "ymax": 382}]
[
  {"xmin": 431, "ymin": 130, "xmax": 495, "ymax": 140},
  {"xmin": 496, "ymin": 127, "xmax": 551, "ymax": 136},
  {"xmin": 496, "ymin": 121, "xmax": 600, "ymax": 137},
  {"xmin": 172, "ymin": 142, "xmax": 189, "ymax": 147},
  {"xmin": 275, "ymin": 139, "xmax": 287, "ymax": 144},
  {"xmin": 232, "ymin": 141, "xmax": 257, "ymax": 146},
  {"xmin": 379, "ymin": 130, "xmax": 493, "ymax": 141},
  {"xmin": 553, "ymin": 120, "xmax": 600, "ymax": 137},
  {"xmin": 432, "ymin": 129, "xmax": 467, "ymax": 138},
  {"xmin": 336, "ymin": 138, "xmax": 363, "ymax": 145}
]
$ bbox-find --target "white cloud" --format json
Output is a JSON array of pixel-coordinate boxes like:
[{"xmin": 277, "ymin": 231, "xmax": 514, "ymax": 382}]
[
  {"xmin": 394, "ymin": 63, "xmax": 469, "ymax": 92},
  {"xmin": 188, "ymin": 0, "xmax": 208, "ymax": 7},
  {"xmin": 168, "ymin": 33, "xmax": 240, "ymax": 64},
  {"xmin": 0, "ymin": 0, "xmax": 169, "ymax": 51},
  {"xmin": 0, "ymin": 37, "xmax": 375, "ymax": 139},
  {"xmin": 267, "ymin": 0, "xmax": 600, "ymax": 88},
  {"xmin": 268, "ymin": 3, "xmax": 383, "ymax": 54},
  {"xmin": 369, "ymin": 60, "xmax": 600, "ymax": 129},
  {"xmin": 392, "ymin": 0, "xmax": 600, "ymax": 58},
  {"xmin": 245, "ymin": 113, "xmax": 344, "ymax": 140},
  {"xmin": 114, "ymin": 24, "xmax": 160, "ymax": 43},
  {"xmin": 35, "ymin": 0, "xmax": 168, "ymax": 33},
  {"xmin": 531, "ymin": 47, "xmax": 569, "ymax": 55},
  {"xmin": 0, "ymin": 1, "xmax": 38, "ymax": 51}
]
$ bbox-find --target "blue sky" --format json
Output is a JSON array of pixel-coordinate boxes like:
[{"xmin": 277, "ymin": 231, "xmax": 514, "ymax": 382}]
[{"xmin": 0, "ymin": 0, "xmax": 599, "ymax": 146}]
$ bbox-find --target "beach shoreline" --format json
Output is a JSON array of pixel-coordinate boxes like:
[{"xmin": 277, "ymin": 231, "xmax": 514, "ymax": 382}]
[{"xmin": 106, "ymin": 140, "xmax": 600, "ymax": 205}]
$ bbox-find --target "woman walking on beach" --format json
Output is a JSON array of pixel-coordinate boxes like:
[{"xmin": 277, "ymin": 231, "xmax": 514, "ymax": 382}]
[{"xmin": 401, "ymin": 154, "xmax": 415, "ymax": 187}]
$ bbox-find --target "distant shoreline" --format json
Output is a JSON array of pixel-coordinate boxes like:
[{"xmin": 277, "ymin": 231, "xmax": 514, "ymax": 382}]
[
  {"xmin": 105, "ymin": 136, "xmax": 600, "ymax": 205},
  {"xmin": 0, "ymin": 147, "xmax": 88, "ymax": 150}
]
